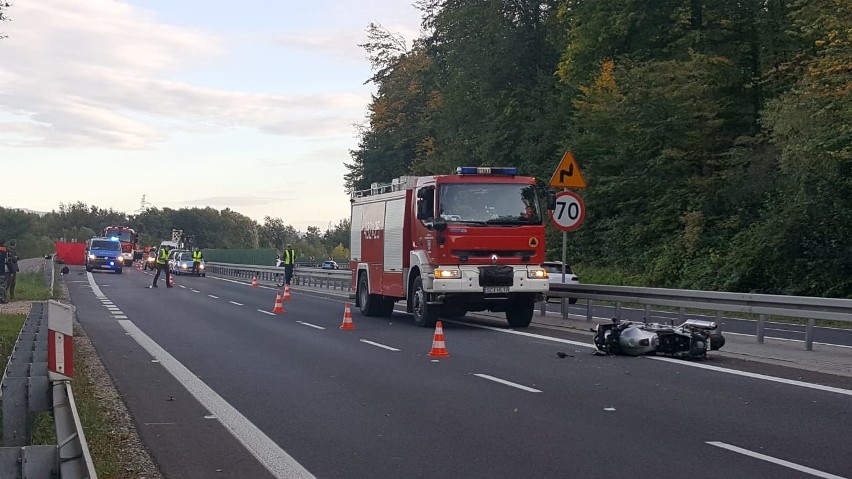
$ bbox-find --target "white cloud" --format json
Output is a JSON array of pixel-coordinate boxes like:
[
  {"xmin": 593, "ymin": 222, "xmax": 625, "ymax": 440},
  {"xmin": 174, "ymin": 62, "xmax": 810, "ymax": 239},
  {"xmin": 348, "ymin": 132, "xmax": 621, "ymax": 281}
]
[{"xmin": 0, "ymin": 0, "xmax": 370, "ymax": 149}]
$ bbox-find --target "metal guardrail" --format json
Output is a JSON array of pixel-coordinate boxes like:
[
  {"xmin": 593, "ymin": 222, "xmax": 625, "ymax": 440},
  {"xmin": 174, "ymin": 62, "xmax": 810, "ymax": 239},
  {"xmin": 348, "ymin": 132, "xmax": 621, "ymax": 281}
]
[
  {"xmin": 547, "ymin": 283, "xmax": 852, "ymax": 351},
  {"xmin": 207, "ymin": 262, "xmax": 353, "ymax": 291},
  {"xmin": 0, "ymin": 264, "xmax": 97, "ymax": 477},
  {"xmin": 207, "ymin": 262, "xmax": 852, "ymax": 351}
]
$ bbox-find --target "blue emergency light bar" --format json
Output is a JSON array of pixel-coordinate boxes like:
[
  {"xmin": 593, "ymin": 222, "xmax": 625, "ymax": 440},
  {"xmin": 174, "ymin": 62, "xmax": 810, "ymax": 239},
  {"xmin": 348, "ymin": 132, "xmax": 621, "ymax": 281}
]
[{"xmin": 456, "ymin": 166, "xmax": 518, "ymax": 176}]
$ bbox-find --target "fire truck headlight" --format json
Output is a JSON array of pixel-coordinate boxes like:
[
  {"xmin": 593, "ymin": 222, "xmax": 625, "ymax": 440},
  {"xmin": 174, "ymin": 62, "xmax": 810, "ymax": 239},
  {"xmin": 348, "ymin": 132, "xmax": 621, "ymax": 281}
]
[
  {"xmin": 434, "ymin": 268, "xmax": 461, "ymax": 279},
  {"xmin": 88, "ymin": 254, "xmax": 96, "ymax": 260},
  {"xmin": 199, "ymin": 264, "xmax": 205, "ymax": 269},
  {"xmin": 527, "ymin": 269, "xmax": 548, "ymax": 279}
]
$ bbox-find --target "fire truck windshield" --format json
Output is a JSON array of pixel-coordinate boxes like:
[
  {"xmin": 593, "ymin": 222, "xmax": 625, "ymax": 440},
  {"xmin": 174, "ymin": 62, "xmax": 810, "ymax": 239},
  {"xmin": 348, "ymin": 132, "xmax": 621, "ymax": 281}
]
[
  {"xmin": 106, "ymin": 230, "xmax": 134, "ymax": 242},
  {"xmin": 438, "ymin": 183, "xmax": 541, "ymax": 225}
]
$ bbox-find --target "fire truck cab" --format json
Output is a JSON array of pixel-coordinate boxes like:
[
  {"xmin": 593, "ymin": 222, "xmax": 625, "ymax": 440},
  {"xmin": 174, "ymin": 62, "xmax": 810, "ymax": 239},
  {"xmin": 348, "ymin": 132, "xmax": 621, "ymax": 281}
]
[
  {"xmin": 103, "ymin": 226, "xmax": 140, "ymax": 266},
  {"xmin": 350, "ymin": 167, "xmax": 550, "ymax": 328}
]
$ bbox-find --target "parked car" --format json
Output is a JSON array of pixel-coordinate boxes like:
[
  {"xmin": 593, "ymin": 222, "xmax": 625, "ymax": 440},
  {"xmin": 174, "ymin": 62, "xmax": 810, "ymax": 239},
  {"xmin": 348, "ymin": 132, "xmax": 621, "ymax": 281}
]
[
  {"xmin": 321, "ymin": 260, "xmax": 339, "ymax": 270},
  {"xmin": 171, "ymin": 250, "xmax": 206, "ymax": 276},
  {"xmin": 543, "ymin": 261, "xmax": 579, "ymax": 304},
  {"xmin": 84, "ymin": 237, "xmax": 124, "ymax": 274}
]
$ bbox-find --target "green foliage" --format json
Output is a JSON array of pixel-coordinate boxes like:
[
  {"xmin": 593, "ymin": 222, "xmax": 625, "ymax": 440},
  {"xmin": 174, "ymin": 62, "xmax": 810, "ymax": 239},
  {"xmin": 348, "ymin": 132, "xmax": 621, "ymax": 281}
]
[
  {"xmin": 10, "ymin": 271, "xmax": 52, "ymax": 301},
  {"xmin": 350, "ymin": 0, "xmax": 852, "ymax": 297}
]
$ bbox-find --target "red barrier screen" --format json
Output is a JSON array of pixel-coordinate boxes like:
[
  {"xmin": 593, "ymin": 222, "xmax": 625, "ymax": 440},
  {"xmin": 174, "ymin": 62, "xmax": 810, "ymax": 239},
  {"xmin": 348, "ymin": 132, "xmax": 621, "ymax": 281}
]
[{"xmin": 55, "ymin": 241, "xmax": 86, "ymax": 265}]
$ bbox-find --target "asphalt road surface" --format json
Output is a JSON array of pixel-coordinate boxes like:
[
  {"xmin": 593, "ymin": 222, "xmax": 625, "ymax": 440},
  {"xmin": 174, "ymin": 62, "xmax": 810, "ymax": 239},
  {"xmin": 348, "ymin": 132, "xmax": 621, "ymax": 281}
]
[{"xmin": 65, "ymin": 265, "xmax": 852, "ymax": 479}]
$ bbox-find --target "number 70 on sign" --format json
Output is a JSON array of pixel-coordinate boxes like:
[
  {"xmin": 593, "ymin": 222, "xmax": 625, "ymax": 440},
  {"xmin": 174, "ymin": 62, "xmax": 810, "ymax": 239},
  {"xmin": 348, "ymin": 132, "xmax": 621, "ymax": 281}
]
[{"xmin": 549, "ymin": 191, "xmax": 585, "ymax": 232}]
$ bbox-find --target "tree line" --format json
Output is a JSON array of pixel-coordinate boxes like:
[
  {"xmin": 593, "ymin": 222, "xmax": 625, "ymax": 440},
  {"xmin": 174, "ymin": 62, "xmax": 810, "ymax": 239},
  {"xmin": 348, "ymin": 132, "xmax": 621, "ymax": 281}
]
[
  {"xmin": 346, "ymin": 0, "xmax": 851, "ymax": 297},
  {"xmin": 0, "ymin": 202, "xmax": 351, "ymax": 263}
]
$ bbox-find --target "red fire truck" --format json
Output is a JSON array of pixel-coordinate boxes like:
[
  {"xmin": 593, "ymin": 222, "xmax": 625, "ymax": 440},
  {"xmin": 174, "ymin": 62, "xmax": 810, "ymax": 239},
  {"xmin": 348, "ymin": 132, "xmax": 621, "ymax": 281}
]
[
  {"xmin": 103, "ymin": 225, "xmax": 141, "ymax": 266},
  {"xmin": 350, "ymin": 166, "xmax": 550, "ymax": 328}
]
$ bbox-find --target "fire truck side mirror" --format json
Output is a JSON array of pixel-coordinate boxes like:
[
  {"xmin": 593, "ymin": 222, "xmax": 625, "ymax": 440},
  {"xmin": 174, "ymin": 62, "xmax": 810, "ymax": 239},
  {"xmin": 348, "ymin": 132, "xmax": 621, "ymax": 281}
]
[
  {"xmin": 433, "ymin": 217, "xmax": 447, "ymax": 232},
  {"xmin": 546, "ymin": 190, "xmax": 556, "ymax": 210},
  {"xmin": 416, "ymin": 187, "xmax": 435, "ymax": 221}
]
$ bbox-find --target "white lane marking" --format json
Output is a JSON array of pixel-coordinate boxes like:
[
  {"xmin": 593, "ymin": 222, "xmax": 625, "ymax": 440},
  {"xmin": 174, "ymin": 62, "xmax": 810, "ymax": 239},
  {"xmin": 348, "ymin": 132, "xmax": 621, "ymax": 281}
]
[
  {"xmin": 86, "ymin": 272, "xmax": 107, "ymax": 299},
  {"xmin": 179, "ymin": 285, "xmax": 187, "ymax": 289},
  {"xmin": 110, "ymin": 311, "xmax": 125, "ymax": 315},
  {"xmin": 474, "ymin": 374, "xmax": 542, "ymax": 393},
  {"xmin": 229, "ymin": 301, "xmax": 244, "ymax": 306},
  {"xmin": 210, "ymin": 275, "xmax": 279, "ymax": 290},
  {"xmin": 257, "ymin": 310, "xmax": 276, "ymax": 316},
  {"xmin": 359, "ymin": 339, "xmax": 400, "ymax": 352},
  {"xmin": 448, "ymin": 320, "xmax": 593, "ymax": 349},
  {"xmin": 114, "ymin": 315, "xmax": 128, "ymax": 319},
  {"xmin": 766, "ymin": 327, "xmax": 802, "ymax": 334},
  {"xmin": 649, "ymin": 356, "xmax": 852, "ymax": 397},
  {"xmin": 706, "ymin": 442, "xmax": 847, "ymax": 479},
  {"xmin": 208, "ymin": 295, "xmax": 219, "ymax": 299},
  {"xmin": 117, "ymin": 320, "xmax": 315, "ymax": 479},
  {"xmin": 296, "ymin": 321, "xmax": 325, "ymax": 330},
  {"xmin": 724, "ymin": 331, "xmax": 852, "ymax": 350},
  {"xmin": 105, "ymin": 306, "xmax": 120, "ymax": 311},
  {"xmin": 191, "ymin": 289, "xmax": 200, "ymax": 293},
  {"xmin": 448, "ymin": 320, "xmax": 852, "ymax": 397}
]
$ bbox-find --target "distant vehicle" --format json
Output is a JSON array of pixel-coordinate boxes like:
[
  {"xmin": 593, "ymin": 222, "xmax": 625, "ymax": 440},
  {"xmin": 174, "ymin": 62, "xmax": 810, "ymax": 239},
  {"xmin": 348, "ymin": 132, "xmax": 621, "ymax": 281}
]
[
  {"xmin": 172, "ymin": 250, "xmax": 206, "ymax": 276},
  {"xmin": 542, "ymin": 261, "xmax": 579, "ymax": 304},
  {"xmin": 321, "ymin": 260, "xmax": 339, "ymax": 270},
  {"xmin": 103, "ymin": 225, "xmax": 141, "ymax": 265},
  {"xmin": 85, "ymin": 237, "xmax": 124, "ymax": 274},
  {"xmin": 144, "ymin": 249, "xmax": 157, "ymax": 271}
]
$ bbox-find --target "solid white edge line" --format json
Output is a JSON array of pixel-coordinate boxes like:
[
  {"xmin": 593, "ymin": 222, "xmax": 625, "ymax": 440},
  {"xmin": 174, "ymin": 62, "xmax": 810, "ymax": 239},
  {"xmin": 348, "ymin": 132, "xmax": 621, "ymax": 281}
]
[
  {"xmin": 649, "ymin": 356, "xmax": 852, "ymax": 397},
  {"xmin": 706, "ymin": 441, "xmax": 847, "ymax": 479},
  {"xmin": 257, "ymin": 310, "xmax": 276, "ymax": 316},
  {"xmin": 359, "ymin": 339, "xmax": 400, "ymax": 352},
  {"xmin": 724, "ymin": 331, "xmax": 852, "ymax": 350},
  {"xmin": 86, "ymin": 272, "xmax": 106, "ymax": 299},
  {"xmin": 117, "ymin": 320, "xmax": 315, "ymax": 479},
  {"xmin": 296, "ymin": 321, "xmax": 325, "ymax": 330},
  {"xmin": 474, "ymin": 374, "xmax": 542, "ymax": 393},
  {"xmin": 448, "ymin": 320, "xmax": 852, "ymax": 397},
  {"xmin": 229, "ymin": 301, "xmax": 244, "ymax": 306}
]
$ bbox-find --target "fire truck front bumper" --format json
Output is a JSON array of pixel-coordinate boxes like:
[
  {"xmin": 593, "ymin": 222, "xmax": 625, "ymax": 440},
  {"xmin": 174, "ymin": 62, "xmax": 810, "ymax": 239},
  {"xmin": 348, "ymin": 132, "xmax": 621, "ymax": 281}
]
[{"xmin": 427, "ymin": 265, "xmax": 549, "ymax": 299}]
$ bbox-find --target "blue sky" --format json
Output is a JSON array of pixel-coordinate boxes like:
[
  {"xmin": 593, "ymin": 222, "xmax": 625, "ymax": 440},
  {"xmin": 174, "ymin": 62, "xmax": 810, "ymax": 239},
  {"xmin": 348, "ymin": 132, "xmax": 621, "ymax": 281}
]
[{"xmin": 0, "ymin": 0, "xmax": 423, "ymax": 230}]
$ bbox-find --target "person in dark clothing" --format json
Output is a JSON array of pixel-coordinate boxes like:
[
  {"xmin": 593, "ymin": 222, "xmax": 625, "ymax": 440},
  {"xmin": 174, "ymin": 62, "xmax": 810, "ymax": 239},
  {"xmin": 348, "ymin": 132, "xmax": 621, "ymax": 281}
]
[
  {"xmin": 6, "ymin": 240, "xmax": 19, "ymax": 301},
  {"xmin": 151, "ymin": 245, "xmax": 172, "ymax": 288},
  {"xmin": 0, "ymin": 239, "xmax": 8, "ymax": 304},
  {"xmin": 282, "ymin": 243, "xmax": 296, "ymax": 285}
]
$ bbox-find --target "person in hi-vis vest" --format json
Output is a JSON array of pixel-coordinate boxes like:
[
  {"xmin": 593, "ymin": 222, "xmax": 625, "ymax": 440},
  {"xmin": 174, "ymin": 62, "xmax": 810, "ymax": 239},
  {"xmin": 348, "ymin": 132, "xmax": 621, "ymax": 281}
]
[
  {"xmin": 151, "ymin": 245, "xmax": 172, "ymax": 288},
  {"xmin": 282, "ymin": 243, "xmax": 296, "ymax": 285},
  {"xmin": 191, "ymin": 247, "xmax": 203, "ymax": 275}
]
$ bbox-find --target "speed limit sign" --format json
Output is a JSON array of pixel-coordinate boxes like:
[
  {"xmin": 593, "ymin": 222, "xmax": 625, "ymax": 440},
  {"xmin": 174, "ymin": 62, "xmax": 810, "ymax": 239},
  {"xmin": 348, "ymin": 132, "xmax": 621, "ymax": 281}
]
[{"xmin": 549, "ymin": 191, "xmax": 585, "ymax": 231}]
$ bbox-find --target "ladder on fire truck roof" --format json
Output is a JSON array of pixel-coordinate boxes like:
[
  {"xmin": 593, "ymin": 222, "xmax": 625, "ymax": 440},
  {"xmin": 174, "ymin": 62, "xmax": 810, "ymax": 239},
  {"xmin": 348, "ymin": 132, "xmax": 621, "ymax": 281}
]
[{"xmin": 351, "ymin": 176, "xmax": 415, "ymax": 199}]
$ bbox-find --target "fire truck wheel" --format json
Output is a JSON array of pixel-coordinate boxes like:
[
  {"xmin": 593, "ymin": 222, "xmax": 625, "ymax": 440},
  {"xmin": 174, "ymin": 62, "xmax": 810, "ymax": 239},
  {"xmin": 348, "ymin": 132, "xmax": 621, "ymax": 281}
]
[
  {"xmin": 412, "ymin": 276, "xmax": 438, "ymax": 328},
  {"xmin": 358, "ymin": 273, "xmax": 383, "ymax": 317},
  {"xmin": 505, "ymin": 297, "xmax": 534, "ymax": 328}
]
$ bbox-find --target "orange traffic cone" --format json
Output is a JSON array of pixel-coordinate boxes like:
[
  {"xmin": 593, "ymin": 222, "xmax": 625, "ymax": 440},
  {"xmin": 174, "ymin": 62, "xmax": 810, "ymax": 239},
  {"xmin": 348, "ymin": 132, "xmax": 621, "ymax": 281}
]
[
  {"xmin": 283, "ymin": 284, "xmax": 292, "ymax": 301},
  {"xmin": 428, "ymin": 321, "xmax": 450, "ymax": 358},
  {"xmin": 251, "ymin": 275, "xmax": 258, "ymax": 288},
  {"xmin": 272, "ymin": 290, "xmax": 285, "ymax": 313},
  {"xmin": 340, "ymin": 303, "xmax": 355, "ymax": 330}
]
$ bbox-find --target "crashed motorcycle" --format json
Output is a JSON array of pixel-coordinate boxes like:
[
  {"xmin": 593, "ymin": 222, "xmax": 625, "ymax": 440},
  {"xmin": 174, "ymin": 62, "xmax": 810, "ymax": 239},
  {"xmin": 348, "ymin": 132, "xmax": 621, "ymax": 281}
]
[{"xmin": 593, "ymin": 318, "xmax": 725, "ymax": 359}]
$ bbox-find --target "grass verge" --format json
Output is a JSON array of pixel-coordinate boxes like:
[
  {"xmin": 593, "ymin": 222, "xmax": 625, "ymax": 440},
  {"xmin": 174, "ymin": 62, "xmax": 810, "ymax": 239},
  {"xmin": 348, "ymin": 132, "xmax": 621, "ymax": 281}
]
[{"xmin": 3, "ymin": 268, "xmax": 159, "ymax": 477}]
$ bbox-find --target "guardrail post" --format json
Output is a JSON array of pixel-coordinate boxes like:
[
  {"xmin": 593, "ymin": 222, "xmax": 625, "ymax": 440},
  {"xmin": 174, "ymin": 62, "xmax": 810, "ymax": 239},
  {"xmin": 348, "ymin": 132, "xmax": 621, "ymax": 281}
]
[
  {"xmin": 678, "ymin": 307, "xmax": 686, "ymax": 323},
  {"xmin": 643, "ymin": 304, "xmax": 650, "ymax": 322},
  {"xmin": 615, "ymin": 302, "xmax": 622, "ymax": 320},
  {"xmin": 586, "ymin": 300, "xmax": 593, "ymax": 322},
  {"xmin": 805, "ymin": 318, "xmax": 815, "ymax": 351},
  {"xmin": 757, "ymin": 314, "xmax": 766, "ymax": 343}
]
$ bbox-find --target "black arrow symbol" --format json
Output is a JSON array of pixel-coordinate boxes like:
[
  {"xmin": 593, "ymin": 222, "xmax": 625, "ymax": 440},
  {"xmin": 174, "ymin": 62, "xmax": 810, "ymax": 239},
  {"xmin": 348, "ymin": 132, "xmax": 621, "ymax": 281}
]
[{"xmin": 558, "ymin": 164, "xmax": 574, "ymax": 183}]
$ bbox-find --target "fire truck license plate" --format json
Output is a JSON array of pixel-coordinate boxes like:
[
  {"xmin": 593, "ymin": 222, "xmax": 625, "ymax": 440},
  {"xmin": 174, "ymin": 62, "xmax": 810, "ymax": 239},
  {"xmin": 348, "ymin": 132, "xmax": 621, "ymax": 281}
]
[{"xmin": 483, "ymin": 286, "xmax": 510, "ymax": 294}]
